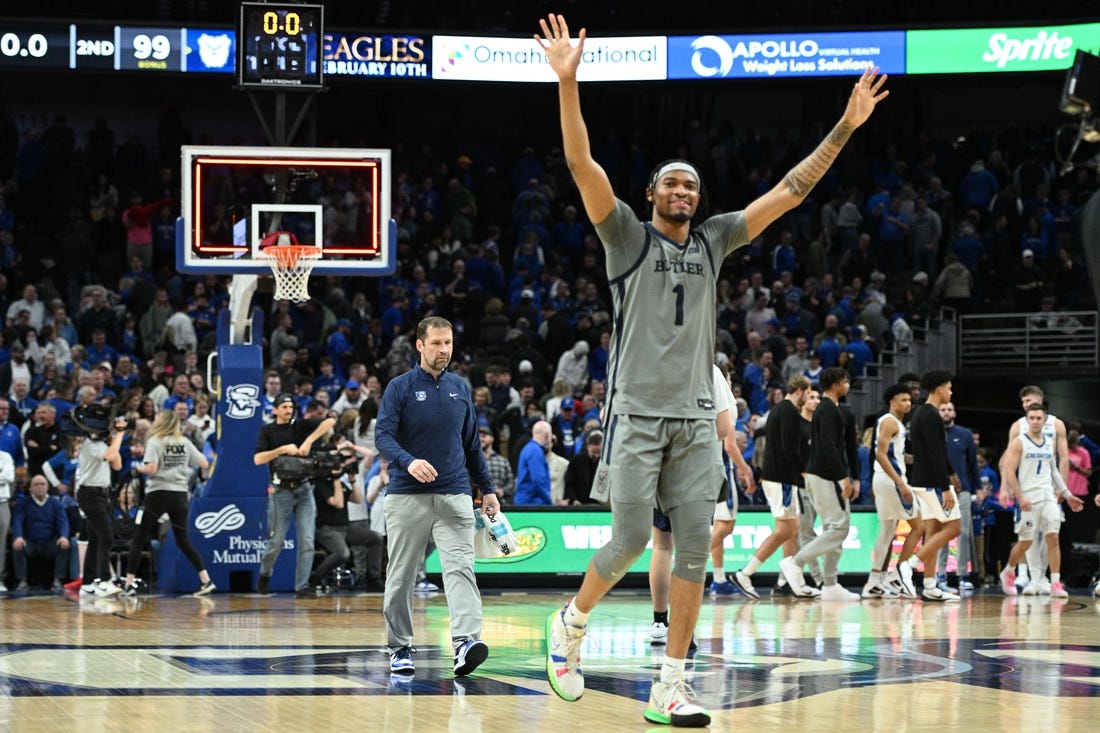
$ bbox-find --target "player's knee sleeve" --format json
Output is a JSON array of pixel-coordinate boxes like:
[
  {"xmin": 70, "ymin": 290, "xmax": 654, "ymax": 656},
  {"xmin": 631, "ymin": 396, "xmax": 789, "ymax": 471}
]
[
  {"xmin": 592, "ymin": 502, "xmax": 652, "ymax": 581},
  {"xmin": 669, "ymin": 501, "xmax": 714, "ymax": 583}
]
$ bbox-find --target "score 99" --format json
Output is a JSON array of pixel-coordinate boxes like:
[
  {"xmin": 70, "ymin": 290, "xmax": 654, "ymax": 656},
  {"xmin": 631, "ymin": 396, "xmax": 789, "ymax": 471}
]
[{"xmin": 133, "ymin": 33, "xmax": 171, "ymax": 60}]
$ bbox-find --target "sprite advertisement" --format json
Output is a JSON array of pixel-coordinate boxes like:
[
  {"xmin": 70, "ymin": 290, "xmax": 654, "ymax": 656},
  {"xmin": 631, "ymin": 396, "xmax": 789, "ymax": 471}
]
[
  {"xmin": 907, "ymin": 23, "xmax": 1100, "ymax": 74},
  {"xmin": 425, "ymin": 508, "xmax": 956, "ymax": 577}
]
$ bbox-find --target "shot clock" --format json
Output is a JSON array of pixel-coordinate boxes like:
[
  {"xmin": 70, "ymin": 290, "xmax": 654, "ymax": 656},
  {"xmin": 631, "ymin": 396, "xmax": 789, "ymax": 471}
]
[{"xmin": 237, "ymin": 2, "xmax": 324, "ymax": 89}]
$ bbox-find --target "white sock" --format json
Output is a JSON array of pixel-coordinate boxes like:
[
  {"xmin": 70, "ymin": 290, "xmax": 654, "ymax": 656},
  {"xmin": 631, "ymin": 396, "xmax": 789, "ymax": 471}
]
[
  {"xmin": 924, "ymin": 577, "xmax": 936, "ymax": 589},
  {"xmin": 713, "ymin": 567, "xmax": 726, "ymax": 584},
  {"xmin": 1051, "ymin": 572, "xmax": 1061, "ymax": 584},
  {"xmin": 868, "ymin": 570, "xmax": 882, "ymax": 586},
  {"xmin": 563, "ymin": 598, "xmax": 589, "ymax": 627},
  {"xmin": 907, "ymin": 555, "xmax": 921, "ymax": 570},
  {"xmin": 1017, "ymin": 563, "xmax": 1029, "ymax": 582},
  {"xmin": 661, "ymin": 656, "xmax": 686, "ymax": 684},
  {"xmin": 745, "ymin": 556, "xmax": 762, "ymax": 576}
]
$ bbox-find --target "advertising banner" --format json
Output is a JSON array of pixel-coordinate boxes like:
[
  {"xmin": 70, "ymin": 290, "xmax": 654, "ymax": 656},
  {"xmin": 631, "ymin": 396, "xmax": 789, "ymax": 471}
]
[
  {"xmin": 323, "ymin": 32, "xmax": 429, "ymax": 78},
  {"xmin": 432, "ymin": 34, "xmax": 666, "ymax": 82},
  {"xmin": 907, "ymin": 23, "xmax": 1100, "ymax": 74},
  {"xmin": 667, "ymin": 31, "xmax": 905, "ymax": 79},
  {"xmin": 424, "ymin": 509, "xmax": 937, "ymax": 576}
]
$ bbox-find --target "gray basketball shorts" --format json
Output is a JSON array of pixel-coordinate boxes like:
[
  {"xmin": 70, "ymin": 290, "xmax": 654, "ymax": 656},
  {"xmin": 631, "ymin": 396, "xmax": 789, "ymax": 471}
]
[{"xmin": 595, "ymin": 414, "xmax": 724, "ymax": 512}]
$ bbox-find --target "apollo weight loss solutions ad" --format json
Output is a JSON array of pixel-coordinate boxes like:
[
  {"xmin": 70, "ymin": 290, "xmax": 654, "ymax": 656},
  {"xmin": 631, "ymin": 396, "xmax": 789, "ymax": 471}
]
[
  {"xmin": 667, "ymin": 31, "xmax": 905, "ymax": 79},
  {"xmin": 906, "ymin": 23, "xmax": 1100, "ymax": 74}
]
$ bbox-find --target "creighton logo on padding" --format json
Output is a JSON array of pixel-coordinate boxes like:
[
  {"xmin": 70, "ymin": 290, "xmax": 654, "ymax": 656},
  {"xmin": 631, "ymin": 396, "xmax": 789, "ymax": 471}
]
[
  {"xmin": 225, "ymin": 384, "xmax": 261, "ymax": 419},
  {"xmin": 415, "ymin": 391, "xmax": 427, "ymax": 401}
]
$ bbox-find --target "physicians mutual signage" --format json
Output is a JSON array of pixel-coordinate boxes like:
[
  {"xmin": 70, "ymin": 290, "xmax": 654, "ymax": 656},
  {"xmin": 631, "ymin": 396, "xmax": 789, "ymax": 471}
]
[
  {"xmin": 432, "ymin": 34, "xmax": 666, "ymax": 82},
  {"xmin": 668, "ymin": 31, "xmax": 905, "ymax": 79},
  {"xmin": 907, "ymin": 23, "xmax": 1100, "ymax": 74}
]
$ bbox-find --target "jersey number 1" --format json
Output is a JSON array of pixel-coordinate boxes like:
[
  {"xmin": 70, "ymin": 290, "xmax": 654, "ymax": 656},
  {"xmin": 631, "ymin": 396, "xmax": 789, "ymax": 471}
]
[{"xmin": 673, "ymin": 283, "xmax": 684, "ymax": 326}]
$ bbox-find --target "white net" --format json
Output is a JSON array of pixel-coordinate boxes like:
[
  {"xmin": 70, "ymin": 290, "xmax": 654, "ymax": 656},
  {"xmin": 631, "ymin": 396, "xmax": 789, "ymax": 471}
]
[{"xmin": 260, "ymin": 244, "xmax": 322, "ymax": 303}]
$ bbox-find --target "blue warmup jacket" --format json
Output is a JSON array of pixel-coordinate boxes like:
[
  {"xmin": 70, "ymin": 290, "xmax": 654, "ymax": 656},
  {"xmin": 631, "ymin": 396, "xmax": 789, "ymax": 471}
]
[
  {"xmin": 375, "ymin": 363, "xmax": 495, "ymax": 497},
  {"xmin": 945, "ymin": 423, "xmax": 980, "ymax": 492}
]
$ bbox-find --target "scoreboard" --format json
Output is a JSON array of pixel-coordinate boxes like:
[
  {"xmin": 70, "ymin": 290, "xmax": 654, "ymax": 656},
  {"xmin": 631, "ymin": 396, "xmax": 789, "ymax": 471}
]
[{"xmin": 0, "ymin": 20, "xmax": 236, "ymax": 74}]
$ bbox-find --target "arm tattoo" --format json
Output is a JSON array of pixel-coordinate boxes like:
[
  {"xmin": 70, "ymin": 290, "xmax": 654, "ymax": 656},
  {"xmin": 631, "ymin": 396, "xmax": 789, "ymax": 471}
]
[{"xmin": 782, "ymin": 121, "xmax": 855, "ymax": 198}]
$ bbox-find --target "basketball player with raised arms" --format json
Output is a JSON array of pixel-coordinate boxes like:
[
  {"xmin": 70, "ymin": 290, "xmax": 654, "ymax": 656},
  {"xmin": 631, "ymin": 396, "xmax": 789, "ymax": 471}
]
[
  {"xmin": 1002, "ymin": 385, "xmax": 1068, "ymax": 595},
  {"xmin": 864, "ymin": 384, "xmax": 924, "ymax": 599},
  {"xmin": 999, "ymin": 402, "xmax": 1084, "ymax": 598},
  {"xmin": 536, "ymin": 13, "xmax": 888, "ymax": 727}
]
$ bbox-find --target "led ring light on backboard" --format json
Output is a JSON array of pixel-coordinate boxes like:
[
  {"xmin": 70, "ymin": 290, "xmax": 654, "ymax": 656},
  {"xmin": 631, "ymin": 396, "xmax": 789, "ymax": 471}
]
[{"xmin": 176, "ymin": 145, "xmax": 396, "ymax": 277}]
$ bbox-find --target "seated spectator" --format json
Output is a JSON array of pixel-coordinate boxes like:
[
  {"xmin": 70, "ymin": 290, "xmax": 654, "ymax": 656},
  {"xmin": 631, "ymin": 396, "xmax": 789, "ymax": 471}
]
[{"xmin": 11, "ymin": 474, "xmax": 71, "ymax": 591}]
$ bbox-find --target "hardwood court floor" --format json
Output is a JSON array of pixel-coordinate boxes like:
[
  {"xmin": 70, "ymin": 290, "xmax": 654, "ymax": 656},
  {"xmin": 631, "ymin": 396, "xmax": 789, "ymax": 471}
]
[{"xmin": 0, "ymin": 587, "xmax": 1097, "ymax": 732}]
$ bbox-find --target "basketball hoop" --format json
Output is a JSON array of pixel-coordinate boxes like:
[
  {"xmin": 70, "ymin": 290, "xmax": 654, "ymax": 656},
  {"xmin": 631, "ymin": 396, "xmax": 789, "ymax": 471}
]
[{"xmin": 259, "ymin": 232, "xmax": 321, "ymax": 302}]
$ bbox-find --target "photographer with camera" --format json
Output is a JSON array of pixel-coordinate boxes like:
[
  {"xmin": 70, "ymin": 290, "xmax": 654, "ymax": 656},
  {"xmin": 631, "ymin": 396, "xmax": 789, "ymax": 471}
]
[
  {"xmin": 253, "ymin": 393, "xmax": 336, "ymax": 597},
  {"xmin": 119, "ymin": 409, "xmax": 213, "ymax": 597},
  {"xmin": 71, "ymin": 406, "xmax": 125, "ymax": 597},
  {"xmin": 307, "ymin": 440, "xmax": 384, "ymax": 593}
]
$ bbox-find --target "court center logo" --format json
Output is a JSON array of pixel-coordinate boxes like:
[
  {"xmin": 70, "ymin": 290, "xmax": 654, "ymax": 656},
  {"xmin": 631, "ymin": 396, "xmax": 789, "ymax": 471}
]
[
  {"xmin": 690, "ymin": 36, "xmax": 735, "ymax": 77},
  {"xmin": 225, "ymin": 384, "xmax": 261, "ymax": 419},
  {"xmin": 195, "ymin": 504, "xmax": 247, "ymax": 538}
]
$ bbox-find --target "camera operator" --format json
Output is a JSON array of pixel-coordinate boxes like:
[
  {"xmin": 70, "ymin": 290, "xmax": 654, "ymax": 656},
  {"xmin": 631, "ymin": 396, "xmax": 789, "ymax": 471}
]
[
  {"xmin": 73, "ymin": 408, "xmax": 125, "ymax": 597},
  {"xmin": 307, "ymin": 440, "xmax": 384, "ymax": 593},
  {"xmin": 253, "ymin": 393, "xmax": 336, "ymax": 597},
  {"xmin": 120, "ymin": 409, "xmax": 214, "ymax": 597}
]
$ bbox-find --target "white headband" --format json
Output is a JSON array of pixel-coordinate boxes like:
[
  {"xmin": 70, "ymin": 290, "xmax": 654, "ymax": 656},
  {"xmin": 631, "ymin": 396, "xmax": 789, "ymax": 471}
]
[{"xmin": 653, "ymin": 162, "xmax": 700, "ymax": 186}]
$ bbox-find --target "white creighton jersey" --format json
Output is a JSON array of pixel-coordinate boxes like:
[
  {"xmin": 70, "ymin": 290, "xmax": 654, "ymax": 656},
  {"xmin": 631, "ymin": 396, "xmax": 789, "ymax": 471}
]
[
  {"xmin": 873, "ymin": 412, "xmax": 907, "ymax": 481},
  {"xmin": 595, "ymin": 199, "xmax": 747, "ymax": 419},
  {"xmin": 1017, "ymin": 433, "xmax": 1057, "ymax": 501}
]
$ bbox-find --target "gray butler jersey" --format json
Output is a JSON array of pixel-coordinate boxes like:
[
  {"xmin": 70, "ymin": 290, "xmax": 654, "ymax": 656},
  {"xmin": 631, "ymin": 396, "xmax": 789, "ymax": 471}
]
[{"xmin": 595, "ymin": 199, "xmax": 748, "ymax": 419}]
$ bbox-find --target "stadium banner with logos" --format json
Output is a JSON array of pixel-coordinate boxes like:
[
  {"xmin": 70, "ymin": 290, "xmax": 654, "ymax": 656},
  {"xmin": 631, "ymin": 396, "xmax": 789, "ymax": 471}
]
[
  {"xmin": 431, "ymin": 34, "xmax": 666, "ymax": 82},
  {"xmin": 667, "ymin": 31, "xmax": 905, "ymax": 79},
  {"xmin": 423, "ymin": 508, "xmax": 949, "ymax": 577},
  {"xmin": 323, "ymin": 32, "xmax": 429, "ymax": 78},
  {"xmin": 906, "ymin": 22, "xmax": 1100, "ymax": 74}
]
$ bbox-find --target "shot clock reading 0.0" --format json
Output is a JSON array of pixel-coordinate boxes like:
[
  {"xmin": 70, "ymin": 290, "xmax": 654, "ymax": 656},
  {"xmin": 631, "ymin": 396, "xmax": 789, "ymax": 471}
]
[{"xmin": 237, "ymin": 2, "xmax": 324, "ymax": 89}]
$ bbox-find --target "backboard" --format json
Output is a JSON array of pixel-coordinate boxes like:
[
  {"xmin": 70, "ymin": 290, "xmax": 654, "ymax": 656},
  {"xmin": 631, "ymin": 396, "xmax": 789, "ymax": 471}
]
[{"xmin": 177, "ymin": 145, "xmax": 396, "ymax": 276}]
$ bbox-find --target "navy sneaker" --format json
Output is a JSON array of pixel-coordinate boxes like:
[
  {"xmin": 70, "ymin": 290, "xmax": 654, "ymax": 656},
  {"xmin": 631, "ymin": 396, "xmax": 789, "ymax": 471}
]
[
  {"xmin": 453, "ymin": 638, "xmax": 489, "ymax": 676},
  {"xmin": 390, "ymin": 646, "xmax": 415, "ymax": 674}
]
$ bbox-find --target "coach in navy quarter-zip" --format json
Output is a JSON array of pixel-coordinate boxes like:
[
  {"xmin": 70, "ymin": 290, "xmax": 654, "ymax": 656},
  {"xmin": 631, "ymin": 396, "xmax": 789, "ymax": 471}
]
[{"xmin": 375, "ymin": 316, "xmax": 499, "ymax": 679}]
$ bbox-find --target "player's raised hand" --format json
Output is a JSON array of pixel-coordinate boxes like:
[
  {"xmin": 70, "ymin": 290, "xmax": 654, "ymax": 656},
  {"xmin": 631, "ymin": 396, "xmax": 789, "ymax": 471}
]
[
  {"xmin": 535, "ymin": 14, "xmax": 586, "ymax": 80},
  {"xmin": 841, "ymin": 66, "xmax": 889, "ymax": 129}
]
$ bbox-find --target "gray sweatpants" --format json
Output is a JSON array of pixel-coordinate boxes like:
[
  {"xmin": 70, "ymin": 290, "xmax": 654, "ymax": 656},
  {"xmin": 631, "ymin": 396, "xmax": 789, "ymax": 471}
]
[
  {"xmin": 383, "ymin": 493, "xmax": 480, "ymax": 651},
  {"xmin": 793, "ymin": 474, "xmax": 850, "ymax": 587},
  {"xmin": 0, "ymin": 502, "xmax": 9, "ymax": 587},
  {"xmin": 797, "ymin": 486, "xmax": 824, "ymax": 586}
]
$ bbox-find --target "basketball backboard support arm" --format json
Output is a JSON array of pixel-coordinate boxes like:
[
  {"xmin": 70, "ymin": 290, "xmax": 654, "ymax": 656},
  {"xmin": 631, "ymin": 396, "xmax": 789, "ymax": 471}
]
[
  {"xmin": 247, "ymin": 91, "xmax": 317, "ymax": 149},
  {"xmin": 227, "ymin": 274, "xmax": 259, "ymax": 346}
]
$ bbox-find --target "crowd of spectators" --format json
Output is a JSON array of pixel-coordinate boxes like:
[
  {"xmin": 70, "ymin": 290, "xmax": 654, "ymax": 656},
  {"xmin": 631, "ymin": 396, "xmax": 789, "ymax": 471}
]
[{"xmin": 0, "ymin": 102, "xmax": 1095, "ymax": 589}]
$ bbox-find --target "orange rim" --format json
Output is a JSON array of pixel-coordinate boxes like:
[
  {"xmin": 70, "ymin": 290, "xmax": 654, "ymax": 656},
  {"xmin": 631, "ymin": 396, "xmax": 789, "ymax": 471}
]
[{"xmin": 259, "ymin": 245, "xmax": 323, "ymax": 268}]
